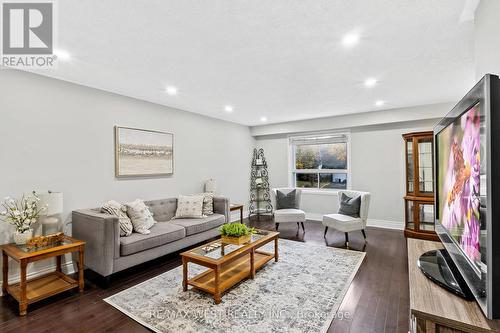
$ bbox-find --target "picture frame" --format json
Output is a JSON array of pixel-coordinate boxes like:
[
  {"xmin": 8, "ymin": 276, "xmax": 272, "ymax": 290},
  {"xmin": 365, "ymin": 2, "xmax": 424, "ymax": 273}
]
[{"xmin": 114, "ymin": 126, "xmax": 174, "ymax": 177}]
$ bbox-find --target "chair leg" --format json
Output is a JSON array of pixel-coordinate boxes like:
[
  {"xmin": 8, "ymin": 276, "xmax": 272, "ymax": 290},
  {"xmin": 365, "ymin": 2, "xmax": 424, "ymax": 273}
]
[
  {"xmin": 345, "ymin": 232, "xmax": 349, "ymax": 247},
  {"xmin": 275, "ymin": 223, "xmax": 279, "ymax": 231},
  {"xmin": 324, "ymin": 226, "xmax": 328, "ymax": 237},
  {"xmin": 301, "ymin": 222, "xmax": 305, "ymax": 232},
  {"xmin": 296, "ymin": 222, "xmax": 300, "ymax": 230},
  {"xmin": 361, "ymin": 229, "xmax": 367, "ymax": 240}
]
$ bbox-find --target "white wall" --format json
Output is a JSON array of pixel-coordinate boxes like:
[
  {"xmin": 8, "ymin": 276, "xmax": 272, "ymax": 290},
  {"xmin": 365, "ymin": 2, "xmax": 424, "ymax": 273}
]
[
  {"xmin": 475, "ymin": 0, "xmax": 500, "ymax": 79},
  {"xmin": 255, "ymin": 117, "xmax": 444, "ymax": 230},
  {"xmin": 0, "ymin": 69, "xmax": 254, "ymax": 285}
]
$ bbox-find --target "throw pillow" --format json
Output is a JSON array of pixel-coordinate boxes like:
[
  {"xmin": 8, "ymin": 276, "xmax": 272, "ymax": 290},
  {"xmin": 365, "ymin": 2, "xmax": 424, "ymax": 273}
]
[
  {"xmin": 338, "ymin": 193, "xmax": 361, "ymax": 218},
  {"xmin": 173, "ymin": 195, "xmax": 205, "ymax": 219},
  {"xmin": 125, "ymin": 199, "xmax": 156, "ymax": 234},
  {"xmin": 276, "ymin": 189, "xmax": 296, "ymax": 209},
  {"xmin": 197, "ymin": 192, "xmax": 214, "ymax": 215},
  {"xmin": 101, "ymin": 200, "xmax": 133, "ymax": 237}
]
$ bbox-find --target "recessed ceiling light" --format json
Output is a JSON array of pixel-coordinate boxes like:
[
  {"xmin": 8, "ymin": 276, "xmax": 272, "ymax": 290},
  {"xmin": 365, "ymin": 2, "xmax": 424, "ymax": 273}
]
[
  {"xmin": 342, "ymin": 33, "xmax": 360, "ymax": 47},
  {"xmin": 224, "ymin": 105, "xmax": 234, "ymax": 113},
  {"xmin": 166, "ymin": 86, "xmax": 178, "ymax": 95},
  {"xmin": 53, "ymin": 49, "xmax": 71, "ymax": 61},
  {"xmin": 364, "ymin": 78, "xmax": 378, "ymax": 87},
  {"xmin": 260, "ymin": 117, "xmax": 267, "ymax": 122},
  {"xmin": 375, "ymin": 100, "xmax": 386, "ymax": 107}
]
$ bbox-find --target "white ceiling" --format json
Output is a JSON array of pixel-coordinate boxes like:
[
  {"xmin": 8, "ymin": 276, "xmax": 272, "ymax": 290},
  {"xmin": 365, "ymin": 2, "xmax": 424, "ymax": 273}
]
[{"xmin": 28, "ymin": 0, "xmax": 475, "ymax": 126}]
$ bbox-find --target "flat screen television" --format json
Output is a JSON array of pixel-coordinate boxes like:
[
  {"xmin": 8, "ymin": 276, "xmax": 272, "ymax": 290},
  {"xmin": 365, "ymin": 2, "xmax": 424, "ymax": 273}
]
[{"xmin": 433, "ymin": 74, "xmax": 500, "ymax": 319}]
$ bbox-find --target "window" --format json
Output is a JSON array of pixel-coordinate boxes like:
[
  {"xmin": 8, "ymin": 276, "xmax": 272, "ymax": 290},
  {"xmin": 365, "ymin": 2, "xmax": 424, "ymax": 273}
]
[{"xmin": 290, "ymin": 133, "xmax": 350, "ymax": 190}]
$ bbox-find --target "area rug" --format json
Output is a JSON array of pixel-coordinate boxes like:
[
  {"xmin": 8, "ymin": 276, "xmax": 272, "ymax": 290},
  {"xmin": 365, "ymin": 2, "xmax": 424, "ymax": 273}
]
[{"xmin": 104, "ymin": 239, "xmax": 365, "ymax": 333}]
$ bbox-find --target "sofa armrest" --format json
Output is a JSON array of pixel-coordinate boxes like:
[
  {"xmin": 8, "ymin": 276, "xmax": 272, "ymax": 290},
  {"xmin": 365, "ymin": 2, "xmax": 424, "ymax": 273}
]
[
  {"xmin": 72, "ymin": 209, "xmax": 119, "ymax": 277},
  {"xmin": 213, "ymin": 196, "xmax": 230, "ymax": 223}
]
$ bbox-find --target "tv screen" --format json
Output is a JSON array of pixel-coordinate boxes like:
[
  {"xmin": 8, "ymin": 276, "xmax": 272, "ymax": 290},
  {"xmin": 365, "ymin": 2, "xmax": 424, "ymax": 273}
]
[
  {"xmin": 436, "ymin": 102, "xmax": 484, "ymax": 273},
  {"xmin": 434, "ymin": 74, "xmax": 500, "ymax": 319}
]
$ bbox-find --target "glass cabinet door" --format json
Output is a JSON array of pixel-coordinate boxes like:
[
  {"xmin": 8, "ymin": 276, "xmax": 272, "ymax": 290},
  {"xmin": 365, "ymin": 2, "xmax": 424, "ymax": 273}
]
[
  {"xmin": 406, "ymin": 200, "xmax": 415, "ymax": 230},
  {"xmin": 418, "ymin": 203, "xmax": 435, "ymax": 231},
  {"xmin": 406, "ymin": 140, "xmax": 414, "ymax": 193},
  {"xmin": 417, "ymin": 138, "xmax": 433, "ymax": 195}
]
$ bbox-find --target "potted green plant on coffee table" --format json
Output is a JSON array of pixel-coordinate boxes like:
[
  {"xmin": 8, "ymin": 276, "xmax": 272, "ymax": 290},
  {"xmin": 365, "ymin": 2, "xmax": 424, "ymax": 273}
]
[{"xmin": 219, "ymin": 222, "xmax": 256, "ymax": 245}]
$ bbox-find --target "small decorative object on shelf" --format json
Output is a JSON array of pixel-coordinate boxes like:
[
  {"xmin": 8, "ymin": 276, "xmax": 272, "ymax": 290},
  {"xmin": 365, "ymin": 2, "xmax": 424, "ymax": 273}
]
[
  {"xmin": 219, "ymin": 222, "xmax": 256, "ymax": 245},
  {"xmin": 249, "ymin": 148, "xmax": 273, "ymax": 220},
  {"xmin": 403, "ymin": 131, "xmax": 439, "ymax": 241},
  {"xmin": 26, "ymin": 232, "xmax": 65, "ymax": 249},
  {"xmin": 0, "ymin": 191, "xmax": 46, "ymax": 245}
]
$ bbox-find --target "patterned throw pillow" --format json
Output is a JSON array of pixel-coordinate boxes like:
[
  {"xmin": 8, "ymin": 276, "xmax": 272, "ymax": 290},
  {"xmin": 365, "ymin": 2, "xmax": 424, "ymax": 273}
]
[
  {"xmin": 197, "ymin": 192, "xmax": 214, "ymax": 215},
  {"xmin": 101, "ymin": 200, "xmax": 133, "ymax": 237},
  {"xmin": 125, "ymin": 199, "xmax": 156, "ymax": 234},
  {"xmin": 173, "ymin": 195, "xmax": 205, "ymax": 219}
]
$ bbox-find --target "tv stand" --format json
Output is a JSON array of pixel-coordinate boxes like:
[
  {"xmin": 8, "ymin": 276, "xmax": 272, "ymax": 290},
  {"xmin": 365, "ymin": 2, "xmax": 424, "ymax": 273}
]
[
  {"xmin": 408, "ymin": 238, "xmax": 500, "ymax": 332},
  {"xmin": 418, "ymin": 249, "xmax": 474, "ymax": 300}
]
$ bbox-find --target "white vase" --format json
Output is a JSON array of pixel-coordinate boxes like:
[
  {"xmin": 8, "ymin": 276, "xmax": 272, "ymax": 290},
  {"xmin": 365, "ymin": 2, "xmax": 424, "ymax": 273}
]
[{"xmin": 13, "ymin": 229, "xmax": 33, "ymax": 245}]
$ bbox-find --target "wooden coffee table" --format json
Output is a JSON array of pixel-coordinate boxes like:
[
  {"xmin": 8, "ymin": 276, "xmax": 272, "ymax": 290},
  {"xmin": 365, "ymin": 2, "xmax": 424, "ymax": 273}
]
[
  {"xmin": 1, "ymin": 235, "xmax": 85, "ymax": 316},
  {"xmin": 181, "ymin": 230, "xmax": 279, "ymax": 304}
]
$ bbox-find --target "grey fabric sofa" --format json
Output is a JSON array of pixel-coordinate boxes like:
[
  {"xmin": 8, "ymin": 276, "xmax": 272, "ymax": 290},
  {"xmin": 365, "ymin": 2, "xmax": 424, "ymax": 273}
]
[{"xmin": 72, "ymin": 196, "xmax": 229, "ymax": 278}]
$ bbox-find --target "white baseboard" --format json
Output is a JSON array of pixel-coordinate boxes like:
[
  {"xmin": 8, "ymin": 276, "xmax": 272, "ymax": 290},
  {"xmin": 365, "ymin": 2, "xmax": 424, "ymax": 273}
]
[
  {"xmin": 366, "ymin": 219, "xmax": 404, "ymax": 230},
  {"xmin": 0, "ymin": 261, "xmax": 75, "ymax": 296},
  {"xmin": 305, "ymin": 213, "xmax": 404, "ymax": 230}
]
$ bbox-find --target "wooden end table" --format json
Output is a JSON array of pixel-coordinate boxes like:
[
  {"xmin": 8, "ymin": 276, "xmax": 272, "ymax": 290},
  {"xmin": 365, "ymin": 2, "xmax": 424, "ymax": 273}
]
[
  {"xmin": 181, "ymin": 230, "xmax": 279, "ymax": 304},
  {"xmin": 230, "ymin": 204, "xmax": 244, "ymax": 223},
  {"xmin": 1, "ymin": 235, "xmax": 85, "ymax": 316}
]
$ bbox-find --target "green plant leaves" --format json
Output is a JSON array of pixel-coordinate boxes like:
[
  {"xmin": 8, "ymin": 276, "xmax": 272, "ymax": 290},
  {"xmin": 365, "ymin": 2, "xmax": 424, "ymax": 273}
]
[{"xmin": 219, "ymin": 223, "xmax": 256, "ymax": 237}]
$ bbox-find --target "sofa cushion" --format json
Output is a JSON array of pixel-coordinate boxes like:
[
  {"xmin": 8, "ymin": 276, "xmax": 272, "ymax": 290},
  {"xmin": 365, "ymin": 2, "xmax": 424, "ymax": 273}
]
[
  {"xmin": 145, "ymin": 198, "xmax": 177, "ymax": 222},
  {"xmin": 323, "ymin": 213, "xmax": 364, "ymax": 232},
  {"xmin": 120, "ymin": 222, "xmax": 185, "ymax": 256},
  {"xmin": 170, "ymin": 213, "xmax": 225, "ymax": 236},
  {"xmin": 274, "ymin": 209, "xmax": 306, "ymax": 223}
]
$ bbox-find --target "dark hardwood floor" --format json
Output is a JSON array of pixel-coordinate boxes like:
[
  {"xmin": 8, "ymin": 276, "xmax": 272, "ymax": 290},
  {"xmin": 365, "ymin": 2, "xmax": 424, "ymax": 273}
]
[{"xmin": 0, "ymin": 220, "xmax": 409, "ymax": 333}]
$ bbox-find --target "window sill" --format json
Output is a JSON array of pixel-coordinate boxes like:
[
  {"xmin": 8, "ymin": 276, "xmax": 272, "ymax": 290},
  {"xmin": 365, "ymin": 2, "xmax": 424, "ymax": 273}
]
[{"xmin": 299, "ymin": 189, "xmax": 341, "ymax": 196}]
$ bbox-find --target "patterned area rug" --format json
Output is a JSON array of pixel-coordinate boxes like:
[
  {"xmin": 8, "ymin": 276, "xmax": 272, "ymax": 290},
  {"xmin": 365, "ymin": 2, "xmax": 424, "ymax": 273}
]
[{"xmin": 104, "ymin": 239, "xmax": 365, "ymax": 333}]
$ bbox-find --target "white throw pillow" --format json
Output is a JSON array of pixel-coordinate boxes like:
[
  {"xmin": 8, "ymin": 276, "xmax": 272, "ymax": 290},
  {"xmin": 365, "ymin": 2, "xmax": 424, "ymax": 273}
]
[
  {"xmin": 173, "ymin": 195, "xmax": 205, "ymax": 219},
  {"xmin": 125, "ymin": 199, "xmax": 156, "ymax": 234},
  {"xmin": 101, "ymin": 200, "xmax": 133, "ymax": 237}
]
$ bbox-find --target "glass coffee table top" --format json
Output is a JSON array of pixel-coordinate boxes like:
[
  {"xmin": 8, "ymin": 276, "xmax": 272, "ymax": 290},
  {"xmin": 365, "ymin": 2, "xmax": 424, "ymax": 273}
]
[{"xmin": 189, "ymin": 233, "xmax": 268, "ymax": 260}]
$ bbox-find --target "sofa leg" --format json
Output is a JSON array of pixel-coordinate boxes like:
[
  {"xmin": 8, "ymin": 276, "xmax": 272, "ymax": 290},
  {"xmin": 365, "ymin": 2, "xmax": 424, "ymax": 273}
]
[
  {"xmin": 101, "ymin": 275, "xmax": 112, "ymax": 289},
  {"xmin": 301, "ymin": 222, "xmax": 305, "ymax": 232},
  {"xmin": 345, "ymin": 232, "xmax": 349, "ymax": 247},
  {"xmin": 275, "ymin": 223, "xmax": 279, "ymax": 231},
  {"xmin": 361, "ymin": 229, "xmax": 367, "ymax": 240},
  {"xmin": 324, "ymin": 226, "xmax": 328, "ymax": 237}
]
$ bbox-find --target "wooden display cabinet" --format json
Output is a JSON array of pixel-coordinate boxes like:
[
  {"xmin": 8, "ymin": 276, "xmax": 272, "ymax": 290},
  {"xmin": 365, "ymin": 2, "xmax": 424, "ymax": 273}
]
[{"xmin": 403, "ymin": 131, "xmax": 439, "ymax": 241}]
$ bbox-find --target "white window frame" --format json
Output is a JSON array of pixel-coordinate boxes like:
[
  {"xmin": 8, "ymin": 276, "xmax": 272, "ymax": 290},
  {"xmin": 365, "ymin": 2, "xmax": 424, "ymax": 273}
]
[{"xmin": 288, "ymin": 132, "xmax": 351, "ymax": 193}]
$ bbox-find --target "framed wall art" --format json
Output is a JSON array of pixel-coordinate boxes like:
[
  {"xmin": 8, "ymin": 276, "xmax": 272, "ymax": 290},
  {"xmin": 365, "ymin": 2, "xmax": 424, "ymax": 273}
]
[{"xmin": 115, "ymin": 126, "xmax": 173, "ymax": 177}]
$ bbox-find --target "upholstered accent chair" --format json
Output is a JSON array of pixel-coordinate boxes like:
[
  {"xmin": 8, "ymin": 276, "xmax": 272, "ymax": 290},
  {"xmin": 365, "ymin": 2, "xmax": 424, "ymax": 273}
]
[
  {"xmin": 271, "ymin": 188, "xmax": 306, "ymax": 232},
  {"xmin": 322, "ymin": 190, "xmax": 371, "ymax": 246}
]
